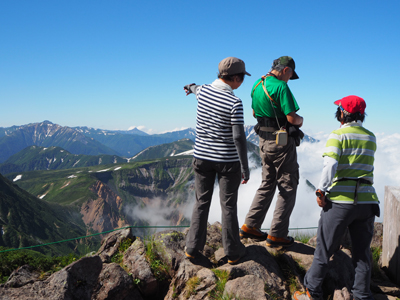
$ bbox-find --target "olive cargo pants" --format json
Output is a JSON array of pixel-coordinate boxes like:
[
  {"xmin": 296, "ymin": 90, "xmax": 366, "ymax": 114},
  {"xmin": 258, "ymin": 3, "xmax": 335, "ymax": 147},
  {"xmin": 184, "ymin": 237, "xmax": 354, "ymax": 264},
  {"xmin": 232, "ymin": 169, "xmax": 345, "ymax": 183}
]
[{"xmin": 244, "ymin": 136, "xmax": 299, "ymax": 237}]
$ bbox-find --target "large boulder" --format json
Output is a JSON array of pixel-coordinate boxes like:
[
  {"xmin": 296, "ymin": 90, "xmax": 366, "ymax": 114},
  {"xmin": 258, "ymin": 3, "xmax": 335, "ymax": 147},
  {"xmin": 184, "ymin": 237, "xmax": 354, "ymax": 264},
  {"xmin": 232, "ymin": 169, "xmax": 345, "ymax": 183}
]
[
  {"xmin": 123, "ymin": 238, "xmax": 158, "ymax": 297},
  {"xmin": 92, "ymin": 262, "xmax": 143, "ymax": 300},
  {"xmin": 4, "ymin": 264, "xmax": 40, "ymax": 288},
  {"xmin": 97, "ymin": 228, "xmax": 135, "ymax": 263}
]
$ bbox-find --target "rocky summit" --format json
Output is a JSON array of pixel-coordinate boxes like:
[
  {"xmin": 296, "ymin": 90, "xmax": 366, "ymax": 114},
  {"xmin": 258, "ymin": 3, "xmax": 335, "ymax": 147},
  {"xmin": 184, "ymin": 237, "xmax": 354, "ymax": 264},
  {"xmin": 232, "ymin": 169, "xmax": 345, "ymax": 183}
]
[{"xmin": 0, "ymin": 222, "xmax": 399, "ymax": 300}]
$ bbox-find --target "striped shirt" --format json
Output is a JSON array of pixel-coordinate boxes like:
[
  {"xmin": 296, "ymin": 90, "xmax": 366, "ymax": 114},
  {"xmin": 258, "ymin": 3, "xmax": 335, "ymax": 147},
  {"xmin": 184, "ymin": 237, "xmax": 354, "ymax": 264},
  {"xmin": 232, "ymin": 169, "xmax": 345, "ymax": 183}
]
[
  {"xmin": 323, "ymin": 121, "xmax": 379, "ymax": 204},
  {"xmin": 193, "ymin": 80, "xmax": 244, "ymax": 162}
]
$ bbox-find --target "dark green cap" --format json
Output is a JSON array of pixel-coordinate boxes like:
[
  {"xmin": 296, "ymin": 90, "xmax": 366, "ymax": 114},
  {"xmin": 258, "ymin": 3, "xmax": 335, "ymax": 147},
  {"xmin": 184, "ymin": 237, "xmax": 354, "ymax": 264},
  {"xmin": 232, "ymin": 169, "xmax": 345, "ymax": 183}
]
[{"xmin": 272, "ymin": 56, "xmax": 299, "ymax": 80}]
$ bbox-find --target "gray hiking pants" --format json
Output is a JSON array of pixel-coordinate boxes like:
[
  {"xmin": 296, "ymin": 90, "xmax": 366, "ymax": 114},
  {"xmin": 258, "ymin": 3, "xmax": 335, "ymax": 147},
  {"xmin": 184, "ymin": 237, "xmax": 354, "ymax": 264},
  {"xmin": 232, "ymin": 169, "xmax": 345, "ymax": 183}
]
[
  {"xmin": 186, "ymin": 158, "xmax": 246, "ymax": 258},
  {"xmin": 244, "ymin": 136, "xmax": 299, "ymax": 237},
  {"xmin": 304, "ymin": 201, "xmax": 378, "ymax": 300}
]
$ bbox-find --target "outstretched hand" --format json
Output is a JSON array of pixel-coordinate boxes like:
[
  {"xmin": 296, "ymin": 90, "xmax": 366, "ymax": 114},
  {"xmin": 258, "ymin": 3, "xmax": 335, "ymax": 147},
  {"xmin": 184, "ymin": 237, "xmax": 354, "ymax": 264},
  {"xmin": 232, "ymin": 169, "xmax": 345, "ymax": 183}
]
[{"xmin": 183, "ymin": 83, "xmax": 196, "ymax": 96}]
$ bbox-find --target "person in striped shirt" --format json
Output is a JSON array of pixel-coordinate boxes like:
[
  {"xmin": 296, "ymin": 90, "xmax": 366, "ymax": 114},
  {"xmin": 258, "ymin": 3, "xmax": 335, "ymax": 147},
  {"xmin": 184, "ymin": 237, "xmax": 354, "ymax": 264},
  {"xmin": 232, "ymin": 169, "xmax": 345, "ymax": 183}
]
[
  {"xmin": 293, "ymin": 95, "xmax": 380, "ymax": 300},
  {"xmin": 183, "ymin": 57, "xmax": 251, "ymax": 265}
]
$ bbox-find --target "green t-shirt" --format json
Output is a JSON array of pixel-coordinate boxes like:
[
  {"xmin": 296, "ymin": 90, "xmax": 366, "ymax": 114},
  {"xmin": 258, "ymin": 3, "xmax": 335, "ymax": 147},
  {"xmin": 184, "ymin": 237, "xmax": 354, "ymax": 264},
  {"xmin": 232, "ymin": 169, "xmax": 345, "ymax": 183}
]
[{"xmin": 251, "ymin": 76, "xmax": 299, "ymax": 118}]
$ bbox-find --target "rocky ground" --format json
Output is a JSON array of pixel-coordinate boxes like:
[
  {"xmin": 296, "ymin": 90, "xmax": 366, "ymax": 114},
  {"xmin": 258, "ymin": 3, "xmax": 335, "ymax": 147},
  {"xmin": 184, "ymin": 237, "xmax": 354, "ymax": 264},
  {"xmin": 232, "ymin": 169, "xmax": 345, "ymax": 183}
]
[{"xmin": 0, "ymin": 222, "xmax": 399, "ymax": 300}]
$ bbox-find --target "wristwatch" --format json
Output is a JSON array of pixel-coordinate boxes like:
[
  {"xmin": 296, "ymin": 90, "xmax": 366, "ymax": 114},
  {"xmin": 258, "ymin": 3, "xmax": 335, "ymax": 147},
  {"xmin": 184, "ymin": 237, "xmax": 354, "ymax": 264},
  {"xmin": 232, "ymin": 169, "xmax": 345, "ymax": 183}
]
[{"xmin": 315, "ymin": 189, "xmax": 325, "ymax": 197}]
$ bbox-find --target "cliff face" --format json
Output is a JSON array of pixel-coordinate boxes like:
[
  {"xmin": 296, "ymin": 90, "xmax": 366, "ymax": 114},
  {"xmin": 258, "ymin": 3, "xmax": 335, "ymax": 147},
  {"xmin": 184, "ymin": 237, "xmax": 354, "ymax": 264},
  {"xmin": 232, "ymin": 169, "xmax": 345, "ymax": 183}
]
[
  {"xmin": 82, "ymin": 158, "xmax": 194, "ymax": 234},
  {"xmin": 80, "ymin": 181, "xmax": 127, "ymax": 234},
  {"xmin": 114, "ymin": 158, "xmax": 194, "ymax": 202}
]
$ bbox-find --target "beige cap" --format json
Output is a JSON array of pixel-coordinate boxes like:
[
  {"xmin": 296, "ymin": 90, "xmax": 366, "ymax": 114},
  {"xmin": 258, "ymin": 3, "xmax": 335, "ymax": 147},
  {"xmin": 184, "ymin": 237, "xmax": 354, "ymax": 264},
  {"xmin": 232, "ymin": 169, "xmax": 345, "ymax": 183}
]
[{"xmin": 218, "ymin": 57, "xmax": 251, "ymax": 76}]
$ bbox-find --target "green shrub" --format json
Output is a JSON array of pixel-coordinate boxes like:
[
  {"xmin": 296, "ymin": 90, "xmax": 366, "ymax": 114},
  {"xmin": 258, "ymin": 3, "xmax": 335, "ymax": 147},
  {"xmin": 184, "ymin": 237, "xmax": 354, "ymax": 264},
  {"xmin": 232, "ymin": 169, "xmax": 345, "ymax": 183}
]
[
  {"xmin": 185, "ymin": 276, "xmax": 200, "ymax": 298},
  {"xmin": 110, "ymin": 237, "xmax": 134, "ymax": 265},
  {"xmin": 144, "ymin": 236, "xmax": 169, "ymax": 281},
  {"xmin": 208, "ymin": 269, "xmax": 229, "ymax": 299},
  {"xmin": 371, "ymin": 246, "xmax": 383, "ymax": 279},
  {"xmin": 0, "ymin": 247, "xmax": 78, "ymax": 283}
]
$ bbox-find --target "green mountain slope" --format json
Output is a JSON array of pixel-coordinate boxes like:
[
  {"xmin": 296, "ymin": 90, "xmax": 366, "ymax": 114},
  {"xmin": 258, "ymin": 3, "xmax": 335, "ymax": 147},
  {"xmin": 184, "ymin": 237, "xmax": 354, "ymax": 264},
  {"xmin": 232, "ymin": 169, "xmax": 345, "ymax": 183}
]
[
  {"xmin": 0, "ymin": 173, "xmax": 91, "ymax": 255},
  {"xmin": 7, "ymin": 156, "xmax": 194, "ymax": 233},
  {"xmin": 131, "ymin": 138, "xmax": 194, "ymax": 162},
  {"xmin": 8, "ymin": 157, "xmax": 193, "ymax": 206},
  {"xmin": 0, "ymin": 146, "xmax": 127, "ymax": 175}
]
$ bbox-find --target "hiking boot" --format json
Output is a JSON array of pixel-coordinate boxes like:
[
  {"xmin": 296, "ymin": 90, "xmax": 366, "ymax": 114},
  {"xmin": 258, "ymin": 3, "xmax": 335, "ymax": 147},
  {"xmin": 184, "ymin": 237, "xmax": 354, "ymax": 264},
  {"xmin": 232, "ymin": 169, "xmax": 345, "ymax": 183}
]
[
  {"xmin": 227, "ymin": 249, "xmax": 246, "ymax": 265},
  {"xmin": 184, "ymin": 247, "xmax": 199, "ymax": 259},
  {"xmin": 292, "ymin": 289, "xmax": 315, "ymax": 300},
  {"xmin": 239, "ymin": 224, "xmax": 267, "ymax": 240},
  {"xmin": 266, "ymin": 235, "xmax": 294, "ymax": 248}
]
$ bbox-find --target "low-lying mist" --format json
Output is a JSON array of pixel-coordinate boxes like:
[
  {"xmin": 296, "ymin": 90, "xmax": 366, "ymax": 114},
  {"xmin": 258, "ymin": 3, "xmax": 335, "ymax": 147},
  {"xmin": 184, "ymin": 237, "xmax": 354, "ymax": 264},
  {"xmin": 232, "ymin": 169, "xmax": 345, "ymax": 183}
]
[{"xmin": 126, "ymin": 132, "xmax": 399, "ymax": 235}]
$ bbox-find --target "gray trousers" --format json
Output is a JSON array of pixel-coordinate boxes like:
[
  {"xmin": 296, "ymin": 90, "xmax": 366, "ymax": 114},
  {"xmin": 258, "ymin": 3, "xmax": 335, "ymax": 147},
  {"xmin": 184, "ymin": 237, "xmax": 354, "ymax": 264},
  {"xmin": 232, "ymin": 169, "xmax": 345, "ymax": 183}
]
[
  {"xmin": 304, "ymin": 201, "xmax": 377, "ymax": 300},
  {"xmin": 244, "ymin": 136, "xmax": 299, "ymax": 237},
  {"xmin": 186, "ymin": 158, "xmax": 246, "ymax": 257}
]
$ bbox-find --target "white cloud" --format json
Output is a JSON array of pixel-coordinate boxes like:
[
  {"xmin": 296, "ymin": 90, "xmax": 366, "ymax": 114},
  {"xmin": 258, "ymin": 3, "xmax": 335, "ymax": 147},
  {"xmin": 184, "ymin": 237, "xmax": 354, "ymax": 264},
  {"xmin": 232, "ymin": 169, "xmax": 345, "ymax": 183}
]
[
  {"xmin": 128, "ymin": 125, "xmax": 190, "ymax": 135},
  {"xmin": 159, "ymin": 127, "xmax": 189, "ymax": 134},
  {"xmin": 124, "ymin": 132, "xmax": 398, "ymax": 234},
  {"xmin": 124, "ymin": 196, "xmax": 195, "ymax": 231}
]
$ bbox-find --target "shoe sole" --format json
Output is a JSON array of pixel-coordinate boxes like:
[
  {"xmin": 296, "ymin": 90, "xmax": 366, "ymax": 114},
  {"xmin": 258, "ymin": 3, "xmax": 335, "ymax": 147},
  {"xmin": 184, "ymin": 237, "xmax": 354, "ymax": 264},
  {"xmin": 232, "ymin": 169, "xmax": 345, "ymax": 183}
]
[
  {"xmin": 227, "ymin": 253, "xmax": 245, "ymax": 265},
  {"xmin": 185, "ymin": 252, "xmax": 196, "ymax": 259},
  {"xmin": 239, "ymin": 231, "xmax": 267, "ymax": 241},
  {"xmin": 266, "ymin": 240, "xmax": 294, "ymax": 248},
  {"xmin": 228, "ymin": 258, "xmax": 240, "ymax": 264}
]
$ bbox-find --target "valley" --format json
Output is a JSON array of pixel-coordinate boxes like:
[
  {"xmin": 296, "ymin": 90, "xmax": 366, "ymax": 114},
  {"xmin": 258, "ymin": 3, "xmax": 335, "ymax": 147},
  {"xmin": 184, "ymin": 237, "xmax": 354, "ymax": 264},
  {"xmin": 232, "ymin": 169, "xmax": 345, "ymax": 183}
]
[{"xmin": 0, "ymin": 120, "xmax": 312, "ymax": 255}]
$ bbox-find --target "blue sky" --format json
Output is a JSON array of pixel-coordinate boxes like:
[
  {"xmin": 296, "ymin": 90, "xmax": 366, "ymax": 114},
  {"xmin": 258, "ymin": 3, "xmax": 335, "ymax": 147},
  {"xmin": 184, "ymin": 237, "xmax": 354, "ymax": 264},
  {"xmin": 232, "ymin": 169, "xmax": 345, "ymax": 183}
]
[{"xmin": 1, "ymin": 0, "xmax": 399, "ymax": 137}]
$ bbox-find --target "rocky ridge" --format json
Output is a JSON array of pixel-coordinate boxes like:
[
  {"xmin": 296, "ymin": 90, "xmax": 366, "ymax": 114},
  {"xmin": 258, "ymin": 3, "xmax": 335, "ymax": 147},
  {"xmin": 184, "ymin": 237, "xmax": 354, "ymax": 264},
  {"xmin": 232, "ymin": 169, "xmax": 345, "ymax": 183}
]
[{"xmin": 0, "ymin": 222, "xmax": 398, "ymax": 300}]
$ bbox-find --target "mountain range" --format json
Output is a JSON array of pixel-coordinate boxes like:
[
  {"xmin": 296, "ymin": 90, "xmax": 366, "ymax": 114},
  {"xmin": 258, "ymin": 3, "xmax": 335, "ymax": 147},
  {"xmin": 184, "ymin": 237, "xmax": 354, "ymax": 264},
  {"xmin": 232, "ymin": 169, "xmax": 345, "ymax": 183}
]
[
  {"xmin": 0, "ymin": 121, "xmax": 198, "ymax": 162},
  {"xmin": 0, "ymin": 120, "xmax": 316, "ymax": 253}
]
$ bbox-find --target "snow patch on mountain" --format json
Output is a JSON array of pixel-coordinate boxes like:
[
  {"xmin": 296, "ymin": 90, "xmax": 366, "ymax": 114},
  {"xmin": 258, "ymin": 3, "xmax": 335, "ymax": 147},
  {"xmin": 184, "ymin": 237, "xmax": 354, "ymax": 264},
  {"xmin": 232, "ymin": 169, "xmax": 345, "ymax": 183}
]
[{"xmin": 13, "ymin": 175, "xmax": 22, "ymax": 182}]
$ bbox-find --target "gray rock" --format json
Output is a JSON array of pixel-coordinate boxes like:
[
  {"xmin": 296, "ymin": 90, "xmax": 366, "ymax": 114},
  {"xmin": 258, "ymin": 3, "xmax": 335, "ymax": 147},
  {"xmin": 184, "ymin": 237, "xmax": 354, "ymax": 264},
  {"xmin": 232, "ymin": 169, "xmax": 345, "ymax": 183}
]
[
  {"xmin": 224, "ymin": 275, "xmax": 267, "ymax": 300},
  {"xmin": 164, "ymin": 258, "xmax": 205, "ymax": 299},
  {"xmin": 42, "ymin": 255, "xmax": 103, "ymax": 299},
  {"xmin": 97, "ymin": 228, "xmax": 135, "ymax": 263},
  {"xmin": 92, "ymin": 262, "xmax": 142, "ymax": 300},
  {"xmin": 0, "ymin": 255, "xmax": 103, "ymax": 300},
  {"xmin": 218, "ymin": 244, "xmax": 289, "ymax": 299},
  {"xmin": 123, "ymin": 238, "xmax": 158, "ymax": 297},
  {"xmin": 333, "ymin": 287, "xmax": 352, "ymax": 300},
  {"xmin": 4, "ymin": 264, "xmax": 40, "ymax": 288}
]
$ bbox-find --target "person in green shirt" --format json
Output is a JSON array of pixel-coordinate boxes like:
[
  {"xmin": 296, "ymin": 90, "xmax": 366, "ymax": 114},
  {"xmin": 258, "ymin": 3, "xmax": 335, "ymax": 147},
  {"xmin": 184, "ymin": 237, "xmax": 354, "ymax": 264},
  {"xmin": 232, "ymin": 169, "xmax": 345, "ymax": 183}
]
[{"xmin": 240, "ymin": 56, "xmax": 304, "ymax": 247}]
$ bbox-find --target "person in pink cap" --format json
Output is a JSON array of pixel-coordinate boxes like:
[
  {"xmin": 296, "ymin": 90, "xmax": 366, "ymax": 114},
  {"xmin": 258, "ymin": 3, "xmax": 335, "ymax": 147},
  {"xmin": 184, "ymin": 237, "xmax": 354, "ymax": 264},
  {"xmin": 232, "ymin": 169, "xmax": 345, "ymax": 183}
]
[{"xmin": 293, "ymin": 95, "xmax": 380, "ymax": 300}]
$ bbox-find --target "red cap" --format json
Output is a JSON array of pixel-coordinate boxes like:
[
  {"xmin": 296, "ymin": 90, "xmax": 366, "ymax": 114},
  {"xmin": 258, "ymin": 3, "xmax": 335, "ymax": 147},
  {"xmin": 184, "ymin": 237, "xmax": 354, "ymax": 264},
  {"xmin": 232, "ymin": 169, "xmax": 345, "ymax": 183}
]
[{"xmin": 334, "ymin": 95, "xmax": 366, "ymax": 114}]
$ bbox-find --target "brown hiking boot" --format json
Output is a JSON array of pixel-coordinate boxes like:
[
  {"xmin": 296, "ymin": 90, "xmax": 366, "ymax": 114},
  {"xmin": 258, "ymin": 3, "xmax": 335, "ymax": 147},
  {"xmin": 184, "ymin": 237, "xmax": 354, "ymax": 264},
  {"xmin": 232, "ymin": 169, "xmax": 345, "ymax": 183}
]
[
  {"xmin": 239, "ymin": 224, "xmax": 267, "ymax": 240},
  {"xmin": 266, "ymin": 235, "xmax": 294, "ymax": 248}
]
